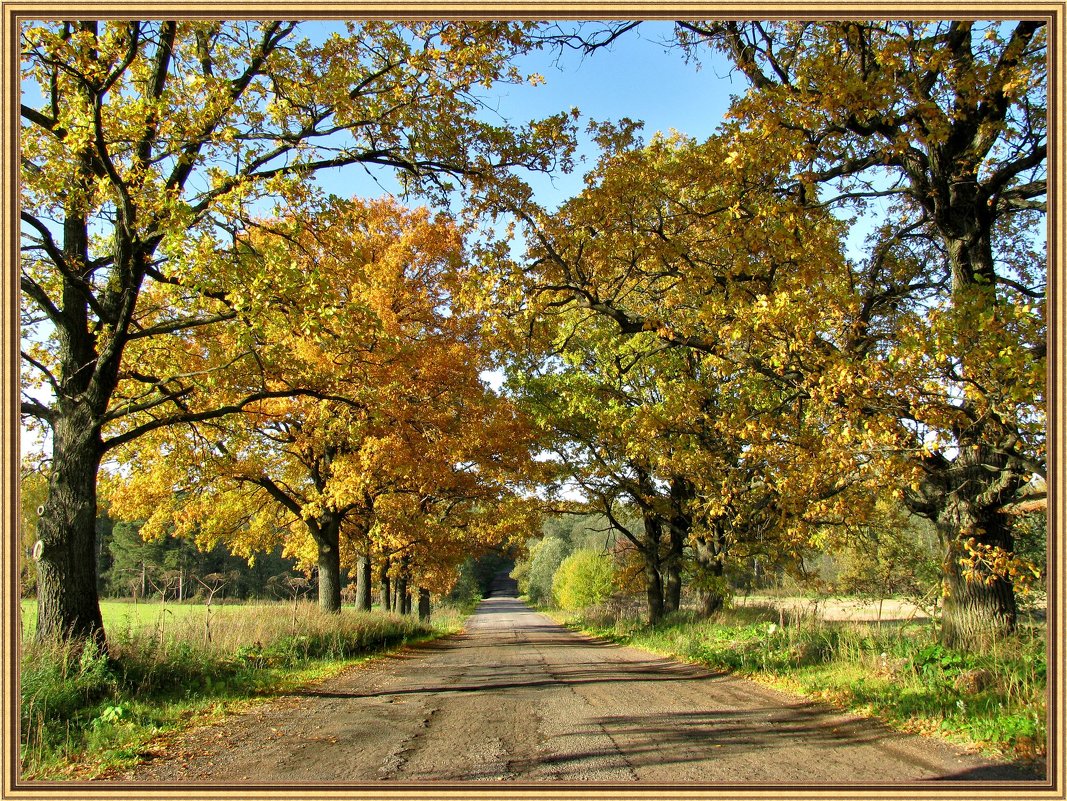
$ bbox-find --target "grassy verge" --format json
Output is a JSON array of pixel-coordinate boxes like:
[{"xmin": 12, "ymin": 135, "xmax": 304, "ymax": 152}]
[
  {"xmin": 20, "ymin": 602, "xmax": 467, "ymax": 779},
  {"xmin": 555, "ymin": 603, "xmax": 1045, "ymax": 771}
]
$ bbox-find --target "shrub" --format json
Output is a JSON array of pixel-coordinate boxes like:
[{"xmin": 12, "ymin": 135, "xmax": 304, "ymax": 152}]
[
  {"xmin": 553, "ymin": 549, "xmax": 615, "ymax": 611},
  {"xmin": 521, "ymin": 537, "xmax": 571, "ymax": 607}
]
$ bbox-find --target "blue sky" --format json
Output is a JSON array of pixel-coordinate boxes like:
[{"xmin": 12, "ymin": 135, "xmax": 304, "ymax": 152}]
[{"xmin": 312, "ymin": 21, "xmax": 741, "ymax": 209}]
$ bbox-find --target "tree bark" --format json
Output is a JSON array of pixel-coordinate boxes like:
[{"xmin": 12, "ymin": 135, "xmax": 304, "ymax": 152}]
[
  {"xmin": 930, "ymin": 453, "xmax": 1021, "ymax": 647},
  {"xmin": 644, "ymin": 561, "xmax": 665, "ymax": 626},
  {"xmin": 33, "ymin": 139, "xmax": 111, "ymax": 648},
  {"xmin": 663, "ymin": 476, "xmax": 692, "ymax": 614},
  {"xmin": 315, "ymin": 519, "xmax": 342, "ymax": 613},
  {"xmin": 397, "ymin": 557, "xmax": 411, "ymax": 614},
  {"xmin": 379, "ymin": 557, "xmax": 391, "ymax": 611},
  {"xmin": 692, "ymin": 530, "xmax": 727, "ymax": 618},
  {"xmin": 640, "ymin": 509, "xmax": 665, "ymax": 625},
  {"xmin": 941, "ymin": 533, "xmax": 1018, "ymax": 648},
  {"xmin": 418, "ymin": 587, "xmax": 431, "ymax": 622},
  {"xmin": 355, "ymin": 553, "xmax": 373, "ymax": 611},
  {"xmin": 34, "ymin": 405, "xmax": 107, "ymax": 648}
]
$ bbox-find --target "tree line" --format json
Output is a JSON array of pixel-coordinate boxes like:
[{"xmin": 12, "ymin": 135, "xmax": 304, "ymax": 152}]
[{"xmin": 20, "ymin": 20, "xmax": 1046, "ymax": 652}]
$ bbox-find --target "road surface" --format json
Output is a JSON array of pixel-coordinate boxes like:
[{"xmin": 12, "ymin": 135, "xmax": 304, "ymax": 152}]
[{"xmin": 118, "ymin": 583, "xmax": 1038, "ymax": 786}]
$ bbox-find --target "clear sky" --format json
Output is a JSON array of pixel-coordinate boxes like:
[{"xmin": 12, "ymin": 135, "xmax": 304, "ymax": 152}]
[{"xmin": 312, "ymin": 21, "xmax": 742, "ymax": 209}]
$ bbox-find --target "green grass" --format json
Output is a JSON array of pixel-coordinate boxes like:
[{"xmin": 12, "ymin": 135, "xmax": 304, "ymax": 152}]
[
  {"xmin": 558, "ymin": 603, "xmax": 1046, "ymax": 771},
  {"xmin": 20, "ymin": 599, "xmax": 222, "ymax": 640},
  {"xmin": 20, "ymin": 601, "xmax": 468, "ymax": 779}
]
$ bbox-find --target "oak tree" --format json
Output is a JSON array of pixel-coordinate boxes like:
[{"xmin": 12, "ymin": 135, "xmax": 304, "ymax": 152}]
[{"xmin": 20, "ymin": 20, "xmax": 573, "ymax": 642}]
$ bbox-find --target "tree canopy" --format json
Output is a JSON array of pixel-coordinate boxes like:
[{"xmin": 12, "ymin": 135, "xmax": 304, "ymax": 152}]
[{"xmin": 18, "ymin": 19, "xmax": 1047, "ymax": 651}]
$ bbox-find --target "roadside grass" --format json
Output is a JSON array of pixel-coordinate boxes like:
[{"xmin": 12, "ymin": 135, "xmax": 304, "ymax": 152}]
[
  {"xmin": 20, "ymin": 601, "xmax": 468, "ymax": 779},
  {"xmin": 557, "ymin": 603, "xmax": 1046, "ymax": 771}
]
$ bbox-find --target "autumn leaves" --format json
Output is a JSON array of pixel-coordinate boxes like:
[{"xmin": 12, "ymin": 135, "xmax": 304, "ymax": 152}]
[
  {"xmin": 20, "ymin": 21, "xmax": 1047, "ymax": 649},
  {"xmin": 106, "ymin": 199, "xmax": 542, "ymax": 612}
]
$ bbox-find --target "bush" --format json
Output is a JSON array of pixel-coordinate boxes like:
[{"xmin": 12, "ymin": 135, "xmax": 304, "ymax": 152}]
[
  {"xmin": 552, "ymin": 549, "xmax": 615, "ymax": 611},
  {"xmin": 447, "ymin": 559, "xmax": 483, "ymax": 612},
  {"xmin": 518, "ymin": 537, "xmax": 571, "ymax": 606}
]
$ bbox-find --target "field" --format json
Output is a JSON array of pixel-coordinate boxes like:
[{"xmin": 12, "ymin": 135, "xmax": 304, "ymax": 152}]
[{"xmin": 20, "ymin": 599, "xmax": 225, "ymax": 641}]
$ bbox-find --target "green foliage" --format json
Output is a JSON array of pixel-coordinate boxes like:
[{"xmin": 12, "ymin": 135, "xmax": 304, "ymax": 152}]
[
  {"xmin": 512, "ymin": 514, "xmax": 615, "ymax": 607},
  {"xmin": 830, "ymin": 502, "xmax": 941, "ymax": 604},
  {"xmin": 447, "ymin": 558, "xmax": 484, "ymax": 613},
  {"xmin": 1012, "ymin": 512, "xmax": 1047, "ymax": 594},
  {"xmin": 541, "ymin": 513, "xmax": 615, "ymax": 551},
  {"xmin": 552, "ymin": 549, "xmax": 616, "ymax": 611},
  {"xmin": 100, "ymin": 518, "xmax": 300, "ymax": 601},
  {"xmin": 521, "ymin": 537, "xmax": 571, "ymax": 606}
]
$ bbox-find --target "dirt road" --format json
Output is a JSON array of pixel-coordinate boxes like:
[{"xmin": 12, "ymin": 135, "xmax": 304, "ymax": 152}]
[{"xmin": 119, "ymin": 584, "xmax": 1037, "ymax": 786}]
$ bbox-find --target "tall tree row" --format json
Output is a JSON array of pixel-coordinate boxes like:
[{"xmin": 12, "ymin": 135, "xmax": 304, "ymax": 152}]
[
  {"xmin": 505, "ymin": 21, "xmax": 1046, "ymax": 646},
  {"xmin": 20, "ymin": 20, "xmax": 1046, "ymax": 651},
  {"xmin": 20, "ymin": 20, "xmax": 574, "ymax": 644},
  {"xmin": 106, "ymin": 197, "xmax": 544, "ymax": 613}
]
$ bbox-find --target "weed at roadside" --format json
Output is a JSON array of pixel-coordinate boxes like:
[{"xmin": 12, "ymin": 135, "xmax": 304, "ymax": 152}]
[
  {"xmin": 559, "ymin": 604, "xmax": 1046, "ymax": 770},
  {"xmin": 20, "ymin": 602, "xmax": 465, "ymax": 779}
]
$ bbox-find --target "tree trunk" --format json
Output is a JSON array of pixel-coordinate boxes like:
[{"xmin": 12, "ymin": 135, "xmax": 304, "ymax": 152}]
[
  {"xmin": 663, "ymin": 551, "xmax": 682, "ymax": 614},
  {"xmin": 699, "ymin": 583, "xmax": 726, "ymax": 617},
  {"xmin": 33, "ymin": 122, "xmax": 111, "ymax": 649},
  {"xmin": 379, "ymin": 557, "xmax": 391, "ymax": 611},
  {"xmin": 693, "ymin": 532, "xmax": 727, "ymax": 618},
  {"xmin": 644, "ymin": 561, "xmax": 665, "ymax": 626},
  {"xmin": 34, "ymin": 407, "xmax": 107, "ymax": 648},
  {"xmin": 355, "ymin": 554, "xmax": 373, "ymax": 611},
  {"xmin": 928, "ymin": 187, "xmax": 1022, "ymax": 647},
  {"xmin": 664, "ymin": 476, "xmax": 692, "ymax": 614},
  {"xmin": 936, "ymin": 487, "xmax": 1019, "ymax": 647},
  {"xmin": 397, "ymin": 563, "xmax": 410, "ymax": 615},
  {"xmin": 418, "ymin": 587, "xmax": 431, "ymax": 622},
  {"xmin": 315, "ymin": 520, "xmax": 342, "ymax": 613},
  {"xmin": 638, "ymin": 506, "xmax": 666, "ymax": 625}
]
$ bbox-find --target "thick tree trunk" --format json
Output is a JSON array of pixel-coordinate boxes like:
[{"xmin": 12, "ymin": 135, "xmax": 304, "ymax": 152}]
[
  {"xmin": 355, "ymin": 554, "xmax": 373, "ymax": 611},
  {"xmin": 699, "ymin": 581, "xmax": 726, "ymax": 617},
  {"xmin": 379, "ymin": 558, "xmax": 391, "ymax": 611},
  {"xmin": 640, "ymin": 509, "xmax": 665, "ymax": 625},
  {"xmin": 34, "ymin": 167, "xmax": 112, "ymax": 647},
  {"xmin": 663, "ymin": 549, "xmax": 682, "ymax": 615},
  {"xmin": 936, "ymin": 489, "xmax": 1019, "ymax": 648},
  {"xmin": 644, "ymin": 561, "xmax": 665, "ymax": 626},
  {"xmin": 664, "ymin": 477, "xmax": 692, "ymax": 614},
  {"xmin": 418, "ymin": 587, "xmax": 431, "ymax": 622},
  {"xmin": 928, "ymin": 185, "xmax": 1021, "ymax": 647},
  {"xmin": 34, "ymin": 406, "xmax": 107, "ymax": 648},
  {"xmin": 692, "ymin": 533, "xmax": 727, "ymax": 618},
  {"xmin": 315, "ymin": 520, "xmax": 342, "ymax": 613}
]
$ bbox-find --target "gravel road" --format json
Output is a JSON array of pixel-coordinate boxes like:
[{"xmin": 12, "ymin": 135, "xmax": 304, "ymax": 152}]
[{"xmin": 117, "ymin": 581, "xmax": 1039, "ymax": 787}]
